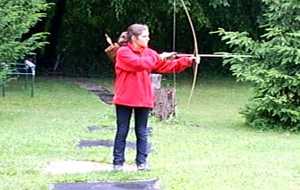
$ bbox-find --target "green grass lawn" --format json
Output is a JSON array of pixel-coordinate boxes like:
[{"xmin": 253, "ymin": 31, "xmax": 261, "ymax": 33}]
[{"xmin": 0, "ymin": 77, "xmax": 300, "ymax": 190}]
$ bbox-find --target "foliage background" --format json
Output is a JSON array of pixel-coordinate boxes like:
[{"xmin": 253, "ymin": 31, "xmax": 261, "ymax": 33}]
[{"xmin": 38, "ymin": 0, "xmax": 262, "ymax": 76}]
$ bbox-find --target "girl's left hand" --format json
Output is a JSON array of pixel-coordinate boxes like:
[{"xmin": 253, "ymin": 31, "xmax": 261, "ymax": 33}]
[{"xmin": 189, "ymin": 56, "xmax": 200, "ymax": 64}]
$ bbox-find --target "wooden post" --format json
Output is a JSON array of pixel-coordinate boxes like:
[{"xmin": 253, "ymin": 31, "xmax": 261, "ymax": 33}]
[
  {"xmin": 1, "ymin": 81, "xmax": 5, "ymax": 97},
  {"xmin": 151, "ymin": 74, "xmax": 176, "ymax": 120}
]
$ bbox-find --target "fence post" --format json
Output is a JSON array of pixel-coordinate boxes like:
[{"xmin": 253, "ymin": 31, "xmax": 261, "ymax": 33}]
[
  {"xmin": 31, "ymin": 74, "xmax": 35, "ymax": 97},
  {"xmin": 1, "ymin": 82, "xmax": 5, "ymax": 97}
]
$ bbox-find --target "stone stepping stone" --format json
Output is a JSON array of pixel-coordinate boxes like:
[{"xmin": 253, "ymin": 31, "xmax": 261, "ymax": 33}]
[
  {"xmin": 50, "ymin": 179, "xmax": 160, "ymax": 190},
  {"xmin": 77, "ymin": 139, "xmax": 152, "ymax": 153},
  {"xmin": 87, "ymin": 125, "xmax": 153, "ymax": 136},
  {"xmin": 92, "ymin": 90, "xmax": 113, "ymax": 105},
  {"xmin": 78, "ymin": 140, "xmax": 135, "ymax": 149},
  {"xmin": 87, "ymin": 125, "xmax": 115, "ymax": 132},
  {"xmin": 75, "ymin": 81, "xmax": 113, "ymax": 105},
  {"xmin": 44, "ymin": 161, "xmax": 138, "ymax": 175}
]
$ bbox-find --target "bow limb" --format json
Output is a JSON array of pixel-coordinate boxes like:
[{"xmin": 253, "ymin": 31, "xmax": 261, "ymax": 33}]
[
  {"xmin": 105, "ymin": 33, "xmax": 113, "ymax": 46},
  {"xmin": 179, "ymin": 0, "xmax": 200, "ymax": 105}
]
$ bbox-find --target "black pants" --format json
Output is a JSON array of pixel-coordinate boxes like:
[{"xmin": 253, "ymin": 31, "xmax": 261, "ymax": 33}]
[{"xmin": 113, "ymin": 105, "xmax": 150, "ymax": 166}]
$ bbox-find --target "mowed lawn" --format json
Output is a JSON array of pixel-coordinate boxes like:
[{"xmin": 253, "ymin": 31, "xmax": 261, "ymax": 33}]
[{"xmin": 0, "ymin": 77, "xmax": 300, "ymax": 190}]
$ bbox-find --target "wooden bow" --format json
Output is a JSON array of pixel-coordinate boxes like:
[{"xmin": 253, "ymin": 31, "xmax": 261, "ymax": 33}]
[{"xmin": 179, "ymin": 0, "xmax": 200, "ymax": 105}]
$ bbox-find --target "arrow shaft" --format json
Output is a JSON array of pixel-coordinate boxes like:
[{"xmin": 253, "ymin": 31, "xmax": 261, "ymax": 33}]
[{"xmin": 176, "ymin": 53, "xmax": 252, "ymax": 58}]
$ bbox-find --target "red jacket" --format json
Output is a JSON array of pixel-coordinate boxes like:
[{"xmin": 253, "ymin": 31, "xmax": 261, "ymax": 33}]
[{"xmin": 113, "ymin": 43, "xmax": 192, "ymax": 108}]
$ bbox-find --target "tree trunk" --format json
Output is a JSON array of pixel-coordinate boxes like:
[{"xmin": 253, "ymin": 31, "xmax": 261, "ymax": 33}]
[
  {"xmin": 151, "ymin": 74, "xmax": 176, "ymax": 120},
  {"xmin": 42, "ymin": 0, "xmax": 67, "ymax": 71}
]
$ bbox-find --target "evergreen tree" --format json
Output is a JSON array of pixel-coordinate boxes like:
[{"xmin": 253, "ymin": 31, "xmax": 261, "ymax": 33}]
[
  {"xmin": 216, "ymin": 0, "xmax": 300, "ymax": 130},
  {"xmin": 0, "ymin": 0, "xmax": 48, "ymax": 83}
]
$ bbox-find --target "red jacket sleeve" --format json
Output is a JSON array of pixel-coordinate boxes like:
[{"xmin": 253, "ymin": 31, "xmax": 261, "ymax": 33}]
[
  {"xmin": 116, "ymin": 47, "xmax": 158, "ymax": 72},
  {"xmin": 152, "ymin": 57, "xmax": 193, "ymax": 73}
]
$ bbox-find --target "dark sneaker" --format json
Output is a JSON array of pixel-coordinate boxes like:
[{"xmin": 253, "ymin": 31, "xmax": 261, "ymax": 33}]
[
  {"xmin": 113, "ymin": 165, "xmax": 123, "ymax": 171},
  {"xmin": 137, "ymin": 163, "xmax": 150, "ymax": 171}
]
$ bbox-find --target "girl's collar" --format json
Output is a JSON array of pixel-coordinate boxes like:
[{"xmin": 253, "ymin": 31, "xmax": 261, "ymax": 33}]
[{"xmin": 128, "ymin": 43, "xmax": 145, "ymax": 54}]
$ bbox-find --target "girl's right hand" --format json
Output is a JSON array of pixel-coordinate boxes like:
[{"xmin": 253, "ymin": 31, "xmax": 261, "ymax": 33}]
[{"xmin": 159, "ymin": 52, "xmax": 177, "ymax": 60}]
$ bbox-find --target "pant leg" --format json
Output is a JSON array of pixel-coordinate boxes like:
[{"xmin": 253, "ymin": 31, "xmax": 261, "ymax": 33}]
[
  {"xmin": 113, "ymin": 105, "xmax": 132, "ymax": 165},
  {"xmin": 134, "ymin": 107, "xmax": 150, "ymax": 165}
]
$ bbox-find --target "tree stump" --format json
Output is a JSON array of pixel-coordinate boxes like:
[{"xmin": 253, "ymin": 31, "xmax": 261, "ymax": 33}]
[{"xmin": 151, "ymin": 74, "xmax": 176, "ymax": 120}]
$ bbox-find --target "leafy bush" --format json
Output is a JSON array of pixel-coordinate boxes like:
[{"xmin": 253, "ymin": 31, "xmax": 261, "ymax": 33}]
[
  {"xmin": 215, "ymin": 0, "xmax": 300, "ymax": 130},
  {"xmin": 0, "ymin": 0, "xmax": 48, "ymax": 82}
]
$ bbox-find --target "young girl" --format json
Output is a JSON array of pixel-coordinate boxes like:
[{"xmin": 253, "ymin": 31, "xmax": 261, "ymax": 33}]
[{"xmin": 112, "ymin": 23, "xmax": 196, "ymax": 171}]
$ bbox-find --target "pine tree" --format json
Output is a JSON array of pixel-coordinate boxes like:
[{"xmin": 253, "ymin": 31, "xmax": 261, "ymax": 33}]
[{"xmin": 216, "ymin": 0, "xmax": 300, "ymax": 130}]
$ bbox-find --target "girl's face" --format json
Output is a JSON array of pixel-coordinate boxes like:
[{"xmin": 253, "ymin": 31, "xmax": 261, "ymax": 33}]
[{"xmin": 133, "ymin": 29, "xmax": 150, "ymax": 48}]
